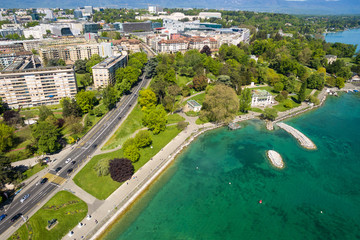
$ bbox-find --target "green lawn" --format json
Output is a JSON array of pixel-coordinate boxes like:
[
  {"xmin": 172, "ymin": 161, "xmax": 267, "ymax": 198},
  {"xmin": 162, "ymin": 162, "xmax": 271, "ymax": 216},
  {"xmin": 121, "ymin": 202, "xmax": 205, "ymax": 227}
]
[
  {"xmin": 6, "ymin": 126, "xmax": 34, "ymax": 162},
  {"xmin": 76, "ymin": 73, "xmax": 85, "ymax": 88},
  {"xmin": 195, "ymin": 118, "xmax": 209, "ymax": 125},
  {"xmin": 273, "ymin": 98, "xmax": 301, "ymax": 112},
  {"xmin": 167, "ymin": 113, "xmax": 185, "ymax": 124},
  {"xmin": 23, "ymin": 163, "xmax": 46, "ymax": 179},
  {"xmin": 73, "ymin": 125, "xmax": 181, "ymax": 200},
  {"xmin": 9, "ymin": 191, "xmax": 88, "ymax": 240},
  {"xmin": 102, "ymin": 104, "xmax": 144, "ymax": 151},
  {"xmin": 250, "ymin": 108, "xmax": 263, "ymax": 113},
  {"xmin": 175, "ymin": 76, "xmax": 192, "ymax": 87}
]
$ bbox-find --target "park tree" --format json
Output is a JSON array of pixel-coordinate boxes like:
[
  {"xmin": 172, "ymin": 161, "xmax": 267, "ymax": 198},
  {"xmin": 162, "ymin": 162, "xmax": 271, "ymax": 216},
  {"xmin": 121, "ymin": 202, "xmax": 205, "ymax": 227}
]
[
  {"xmin": 192, "ymin": 75, "xmax": 208, "ymax": 91},
  {"xmin": 298, "ymin": 81, "xmax": 307, "ymax": 102},
  {"xmin": 32, "ymin": 121, "xmax": 61, "ymax": 153},
  {"xmin": 162, "ymin": 95, "xmax": 176, "ymax": 113},
  {"xmin": 142, "ymin": 105, "xmax": 167, "ymax": 134},
  {"xmin": 116, "ymin": 66, "xmax": 141, "ymax": 95},
  {"xmin": 61, "ymin": 97, "xmax": 82, "ymax": 118},
  {"xmin": 167, "ymin": 84, "xmax": 181, "ymax": 97},
  {"xmin": 216, "ymin": 75, "xmax": 232, "ymax": 87},
  {"xmin": 200, "ymin": 45, "xmax": 212, "ymax": 56},
  {"xmin": 0, "ymin": 97, "xmax": 6, "ymax": 115},
  {"xmin": 123, "ymin": 144, "xmax": 140, "ymax": 163},
  {"xmin": 134, "ymin": 130, "xmax": 152, "ymax": 148},
  {"xmin": 74, "ymin": 59, "xmax": 87, "ymax": 74},
  {"xmin": 138, "ymin": 89, "xmax": 157, "ymax": 111},
  {"xmin": 145, "ymin": 58, "xmax": 158, "ymax": 78},
  {"xmin": 201, "ymin": 85, "xmax": 239, "ymax": 123},
  {"xmin": 39, "ymin": 106, "xmax": 54, "ymax": 122},
  {"xmin": 102, "ymin": 85, "xmax": 118, "ymax": 110},
  {"xmin": 0, "ymin": 123, "xmax": 15, "ymax": 152},
  {"xmin": 164, "ymin": 68, "xmax": 176, "ymax": 82},
  {"xmin": 274, "ymin": 82, "xmax": 284, "ymax": 93},
  {"xmin": 151, "ymin": 79, "xmax": 168, "ymax": 103},
  {"xmin": 335, "ymin": 77, "xmax": 345, "ymax": 89},
  {"xmin": 307, "ymin": 73, "xmax": 325, "ymax": 90},
  {"xmin": 93, "ymin": 159, "xmax": 110, "ymax": 176},
  {"xmin": 0, "ymin": 155, "xmax": 22, "ymax": 187},
  {"xmin": 86, "ymin": 54, "xmax": 102, "ymax": 74},
  {"xmin": 80, "ymin": 73, "xmax": 92, "ymax": 87},
  {"xmin": 76, "ymin": 91, "xmax": 98, "ymax": 113},
  {"xmin": 262, "ymin": 107, "xmax": 278, "ymax": 121},
  {"xmin": 3, "ymin": 110, "xmax": 22, "ymax": 126},
  {"xmin": 109, "ymin": 158, "xmax": 134, "ymax": 182},
  {"xmin": 239, "ymin": 88, "xmax": 252, "ymax": 113}
]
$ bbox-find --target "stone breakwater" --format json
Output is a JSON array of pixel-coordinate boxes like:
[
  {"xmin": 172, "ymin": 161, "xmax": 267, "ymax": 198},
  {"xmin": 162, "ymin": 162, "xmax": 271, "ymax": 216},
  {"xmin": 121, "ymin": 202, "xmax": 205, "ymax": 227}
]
[
  {"xmin": 266, "ymin": 150, "xmax": 284, "ymax": 169},
  {"xmin": 276, "ymin": 122, "xmax": 317, "ymax": 150}
]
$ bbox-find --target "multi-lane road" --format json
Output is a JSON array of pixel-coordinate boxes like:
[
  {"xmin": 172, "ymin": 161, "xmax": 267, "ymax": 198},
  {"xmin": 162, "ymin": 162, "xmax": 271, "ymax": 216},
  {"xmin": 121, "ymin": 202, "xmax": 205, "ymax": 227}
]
[{"xmin": 0, "ymin": 74, "xmax": 150, "ymax": 235}]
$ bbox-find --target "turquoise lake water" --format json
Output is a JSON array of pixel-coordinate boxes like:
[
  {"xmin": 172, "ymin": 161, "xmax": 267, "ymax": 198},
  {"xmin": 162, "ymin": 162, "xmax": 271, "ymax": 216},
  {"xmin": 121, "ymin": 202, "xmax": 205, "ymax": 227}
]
[
  {"xmin": 325, "ymin": 28, "xmax": 360, "ymax": 52},
  {"xmin": 104, "ymin": 93, "xmax": 360, "ymax": 239}
]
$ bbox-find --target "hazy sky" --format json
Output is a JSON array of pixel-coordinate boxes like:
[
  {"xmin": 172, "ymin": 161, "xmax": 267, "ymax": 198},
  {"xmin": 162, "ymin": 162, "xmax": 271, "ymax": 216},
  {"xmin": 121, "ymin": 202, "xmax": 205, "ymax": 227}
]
[{"xmin": 3, "ymin": 0, "xmax": 360, "ymax": 15}]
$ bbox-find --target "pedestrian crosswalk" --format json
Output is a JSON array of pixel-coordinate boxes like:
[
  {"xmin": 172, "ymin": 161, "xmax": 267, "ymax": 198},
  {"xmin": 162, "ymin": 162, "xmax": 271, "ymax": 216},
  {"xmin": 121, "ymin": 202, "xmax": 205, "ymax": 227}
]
[{"xmin": 43, "ymin": 173, "xmax": 66, "ymax": 185}]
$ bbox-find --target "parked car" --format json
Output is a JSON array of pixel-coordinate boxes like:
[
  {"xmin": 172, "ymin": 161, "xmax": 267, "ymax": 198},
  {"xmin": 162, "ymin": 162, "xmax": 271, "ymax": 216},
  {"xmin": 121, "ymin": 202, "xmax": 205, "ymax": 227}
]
[
  {"xmin": 55, "ymin": 167, "xmax": 62, "ymax": 173},
  {"xmin": 71, "ymin": 161, "xmax": 76, "ymax": 165},
  {"xmin": 0, "ymin": 214, "xmax": 7, "ymax": 222},
  {"xmin": 40, "ymin": 178, "xmax": 48, "ymax": 184},
  {"xmin": 65, "ymin": 158, "xmax": 71, "ymax": 164},
  {"xmin": 11, "ymin": 213, "xmax": 22, "ymax": 222},
  {"xmin": 20, "ymin": 194, "xmax": 30, "ymax": 203},
  {"xmin": 67, "ymin": 168, "xmax": 73, "ymax": 174}
]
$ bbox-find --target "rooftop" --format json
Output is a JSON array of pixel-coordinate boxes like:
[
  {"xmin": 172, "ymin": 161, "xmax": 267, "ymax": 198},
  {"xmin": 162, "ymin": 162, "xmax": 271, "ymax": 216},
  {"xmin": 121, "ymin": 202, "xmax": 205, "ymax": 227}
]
[
  {"xmin": 92, "ymin": 54, "xmax": 127, "ymax": 69},
  {"xmin": 187, "ymin": 100, "xmax": 201, "ymax": 107},
  {"xmin": 252, "ymin": 89, "xmax": 271, "ymax": 97}
]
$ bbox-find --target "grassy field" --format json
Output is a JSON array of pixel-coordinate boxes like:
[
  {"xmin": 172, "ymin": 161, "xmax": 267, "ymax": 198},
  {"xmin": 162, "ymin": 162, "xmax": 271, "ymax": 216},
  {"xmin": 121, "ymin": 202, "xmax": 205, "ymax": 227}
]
[
  {"xmin": 167, "ymin": 113, "xmax": 185, "ymax": 124},
  {"xmin": 75, "ymin": 73, "xmax": 85, "ymax": 88},
  {"xmin": 23, "ymin": 163, "xmax": 46, "ymax": 179},
  {"xmin": 250, "ymin": 108, "xmax": 264, "ymax": 113},
  {"xmin": 182, "ymin": 92, "xmax": 206, "ymax": 107},
  {"xmin": 175, "ymin": 76, "xmax": 192, "ymax": 87},
  {"xmin": 6, "ymin": 126, "xmax": 34, "ymax": 162},
  {"xmin": 102, "ymin": 104, "xmax": 144, "ymax": 151},
  {"xmin": 73, "ymin": 125, "xmax": 181, "ymax": 200},
  {"xmin": 273, "ymin": 98, "xmax": 301, "ymax": 112},
  {"xmin": 9, "ymin": 191, "xmax": 87, "ymax": 240}
]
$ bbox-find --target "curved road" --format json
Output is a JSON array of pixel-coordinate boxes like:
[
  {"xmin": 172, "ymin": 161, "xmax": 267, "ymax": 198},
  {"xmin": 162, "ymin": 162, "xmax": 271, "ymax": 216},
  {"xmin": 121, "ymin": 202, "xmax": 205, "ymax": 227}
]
[{"xmin": 0, "ymin": 74, "xmax": 150, "ymax": 236}]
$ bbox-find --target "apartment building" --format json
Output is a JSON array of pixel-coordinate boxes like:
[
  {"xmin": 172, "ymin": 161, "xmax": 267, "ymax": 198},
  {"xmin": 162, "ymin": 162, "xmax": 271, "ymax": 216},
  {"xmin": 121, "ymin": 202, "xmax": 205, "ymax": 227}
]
[
  {"xmin": 156, "ymin": 36, "xmax": 217, "ymax": 53},
  {"xmin": 92, "ymin": 53, "xmax": 128, "ymax": 88},
  {"xmin": 39, "ymin": 38, "xmax": 100, "ymax": 63},
  {"xmin": 0, "ymin": 61, "xmax": 77, "ymax": 109}
]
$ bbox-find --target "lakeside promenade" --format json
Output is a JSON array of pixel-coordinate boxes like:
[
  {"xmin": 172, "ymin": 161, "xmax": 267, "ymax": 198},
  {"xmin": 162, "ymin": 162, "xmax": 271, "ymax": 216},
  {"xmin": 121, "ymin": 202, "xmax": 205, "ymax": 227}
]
[{"xmin": 64, "ymin": 112, "xmax": 260, "ymax": 240}]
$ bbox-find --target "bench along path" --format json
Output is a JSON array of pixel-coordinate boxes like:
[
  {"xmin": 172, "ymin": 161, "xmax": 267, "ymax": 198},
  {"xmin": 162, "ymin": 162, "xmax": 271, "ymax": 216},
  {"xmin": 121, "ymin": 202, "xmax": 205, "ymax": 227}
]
[{"xmin": 276, "ymin": 122, "xmax": 317, "ymax": 150}]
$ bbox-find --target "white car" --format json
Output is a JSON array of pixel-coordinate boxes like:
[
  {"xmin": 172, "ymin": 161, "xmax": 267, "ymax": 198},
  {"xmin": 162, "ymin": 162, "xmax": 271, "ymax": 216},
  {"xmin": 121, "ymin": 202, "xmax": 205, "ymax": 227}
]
[
  {"xmin": 20, "ymin": 194, "xmax": 30, "ymax": 203},
  {"xmin": 65, "ymin": 158, "xmax": 71, "ymax": 164}
]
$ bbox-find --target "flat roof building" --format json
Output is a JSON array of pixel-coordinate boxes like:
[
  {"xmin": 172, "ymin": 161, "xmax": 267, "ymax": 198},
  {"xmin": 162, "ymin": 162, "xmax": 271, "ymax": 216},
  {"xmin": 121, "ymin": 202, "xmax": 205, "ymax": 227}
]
[
  {"xmin": 0, "ymin": 62, "xmax": 77, "ymax": 109},
  {"xmin": 92, "ymin": 53, "xmax": 128, "ymax": 89}
]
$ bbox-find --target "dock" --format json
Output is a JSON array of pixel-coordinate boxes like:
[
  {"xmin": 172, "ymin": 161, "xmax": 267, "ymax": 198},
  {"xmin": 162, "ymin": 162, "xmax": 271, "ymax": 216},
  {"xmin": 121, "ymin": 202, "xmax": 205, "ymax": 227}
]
[
  {"xmin": 266, "ymin": 121, "xmax": 274, "ymax": 131},
  {"xmin": 266, "ymin": 150, "xmax": 284, "ymax": 169},
  {"xmin": 276, "ymin": 122, "xmax": 316, "ymax": 150}
]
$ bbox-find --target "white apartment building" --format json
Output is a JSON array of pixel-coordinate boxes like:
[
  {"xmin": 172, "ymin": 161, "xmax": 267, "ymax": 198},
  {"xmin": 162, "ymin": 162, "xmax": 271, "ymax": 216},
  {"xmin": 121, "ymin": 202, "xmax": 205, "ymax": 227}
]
[
  {"xmin": 251, "ymin": 90, "xmax": 273, "ymax": 107},
  {"xmin": 39, "ymin": 39, "xmax": 101, "ymax": 63},
  {"xmin": 0, "ymin": 64, "xmax": 77, "ymax": 109},
  {"xmin": 92, "ymin": 53, "xmax": 128, "ymax": 88}
]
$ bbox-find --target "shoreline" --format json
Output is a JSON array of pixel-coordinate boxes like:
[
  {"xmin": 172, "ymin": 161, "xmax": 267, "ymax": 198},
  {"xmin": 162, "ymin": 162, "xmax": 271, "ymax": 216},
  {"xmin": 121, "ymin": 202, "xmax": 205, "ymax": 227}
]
[
  {"xmin": 91, "ymin": 124, "xmax": 222, "ymax": 240},
  {"xmin": 91, "ymin": 88, "xmax": 334, "ymax": 240}
]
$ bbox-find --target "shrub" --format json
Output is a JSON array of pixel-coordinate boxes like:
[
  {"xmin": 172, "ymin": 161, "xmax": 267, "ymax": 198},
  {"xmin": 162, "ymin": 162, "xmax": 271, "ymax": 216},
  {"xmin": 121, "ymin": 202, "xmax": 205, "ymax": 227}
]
[
  {"xmin": 283, "ymin": 99, "xmax": 293, "ymax": 108},
  {"xmin": 124, "ymin": 144, "xmax": 140, "ymax": 163},
  {"xmin": 134, "ymin": 130, "xmax": 152, "ymax": 148},
  {"xmin": 93, "ymin": 159, "xmax": 110, "ymax": 176},
  {"xmin": 309, "ymin": 95, "xmax": 320, "ymax": 105},
  {"xmin": 109, "ymin": 158, "xmax": 134, "ymax": 182}
]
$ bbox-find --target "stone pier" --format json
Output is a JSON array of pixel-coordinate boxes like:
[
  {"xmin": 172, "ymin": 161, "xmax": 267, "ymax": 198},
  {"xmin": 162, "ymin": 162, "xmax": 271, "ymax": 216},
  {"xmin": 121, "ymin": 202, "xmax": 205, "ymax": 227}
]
[{"xmin": 276, "ymin": 122, "xmax": 316, "ymax": 150}]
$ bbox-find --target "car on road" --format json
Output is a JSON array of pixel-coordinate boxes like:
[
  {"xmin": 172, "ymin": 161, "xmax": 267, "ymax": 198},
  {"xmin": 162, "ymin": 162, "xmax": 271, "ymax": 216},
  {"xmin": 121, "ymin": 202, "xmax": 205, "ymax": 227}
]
[
  {"xmin": 71, "ymin": 161, "xmax": 76, "ymax": 165},
  {"xmin": 20, "ymin": 194, "xmax": 30, "ymax": 203},
  {"xmin": 67, "ymin": 168, "xmax": 73, "ymax": 174},
  {"xmin": 40, "ymin": 178, "xmax": 48, "ymax": 184},
  {"xmin": 65, "ymin": 158, "xmax": 71, "ymax": 164},
  {"xmin": 0, "ymin": 214, "xmax": 7, "ymax": 222},
  {"xmin": 55, "ymin": 167, "xmax": 62, "ymax": 173},
  {"xmin": 10, "ymin": 213, "xmax": 22, "ymax": 222}
]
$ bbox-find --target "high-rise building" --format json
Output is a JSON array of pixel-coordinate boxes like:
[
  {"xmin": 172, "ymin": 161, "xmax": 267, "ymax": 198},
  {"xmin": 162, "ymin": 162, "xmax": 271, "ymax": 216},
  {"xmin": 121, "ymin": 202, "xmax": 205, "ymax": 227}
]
[
  {"xmin": 84, "ymin": 23, "xmax": 100, "ymax": 33},
  {"xmin": 92, "ymin": 54, "xmax": 128, "ymax": 88},
  {"xmin": 0, "ymin": 60, "xmax": 77, "ymax": 108},
  {"xmin": 84, "ymin": 6, "xmax": 93, "ymax": 15},
  {"xmin": 74, "ymin": 9, "xmax": 83, "ymax": 19}
]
